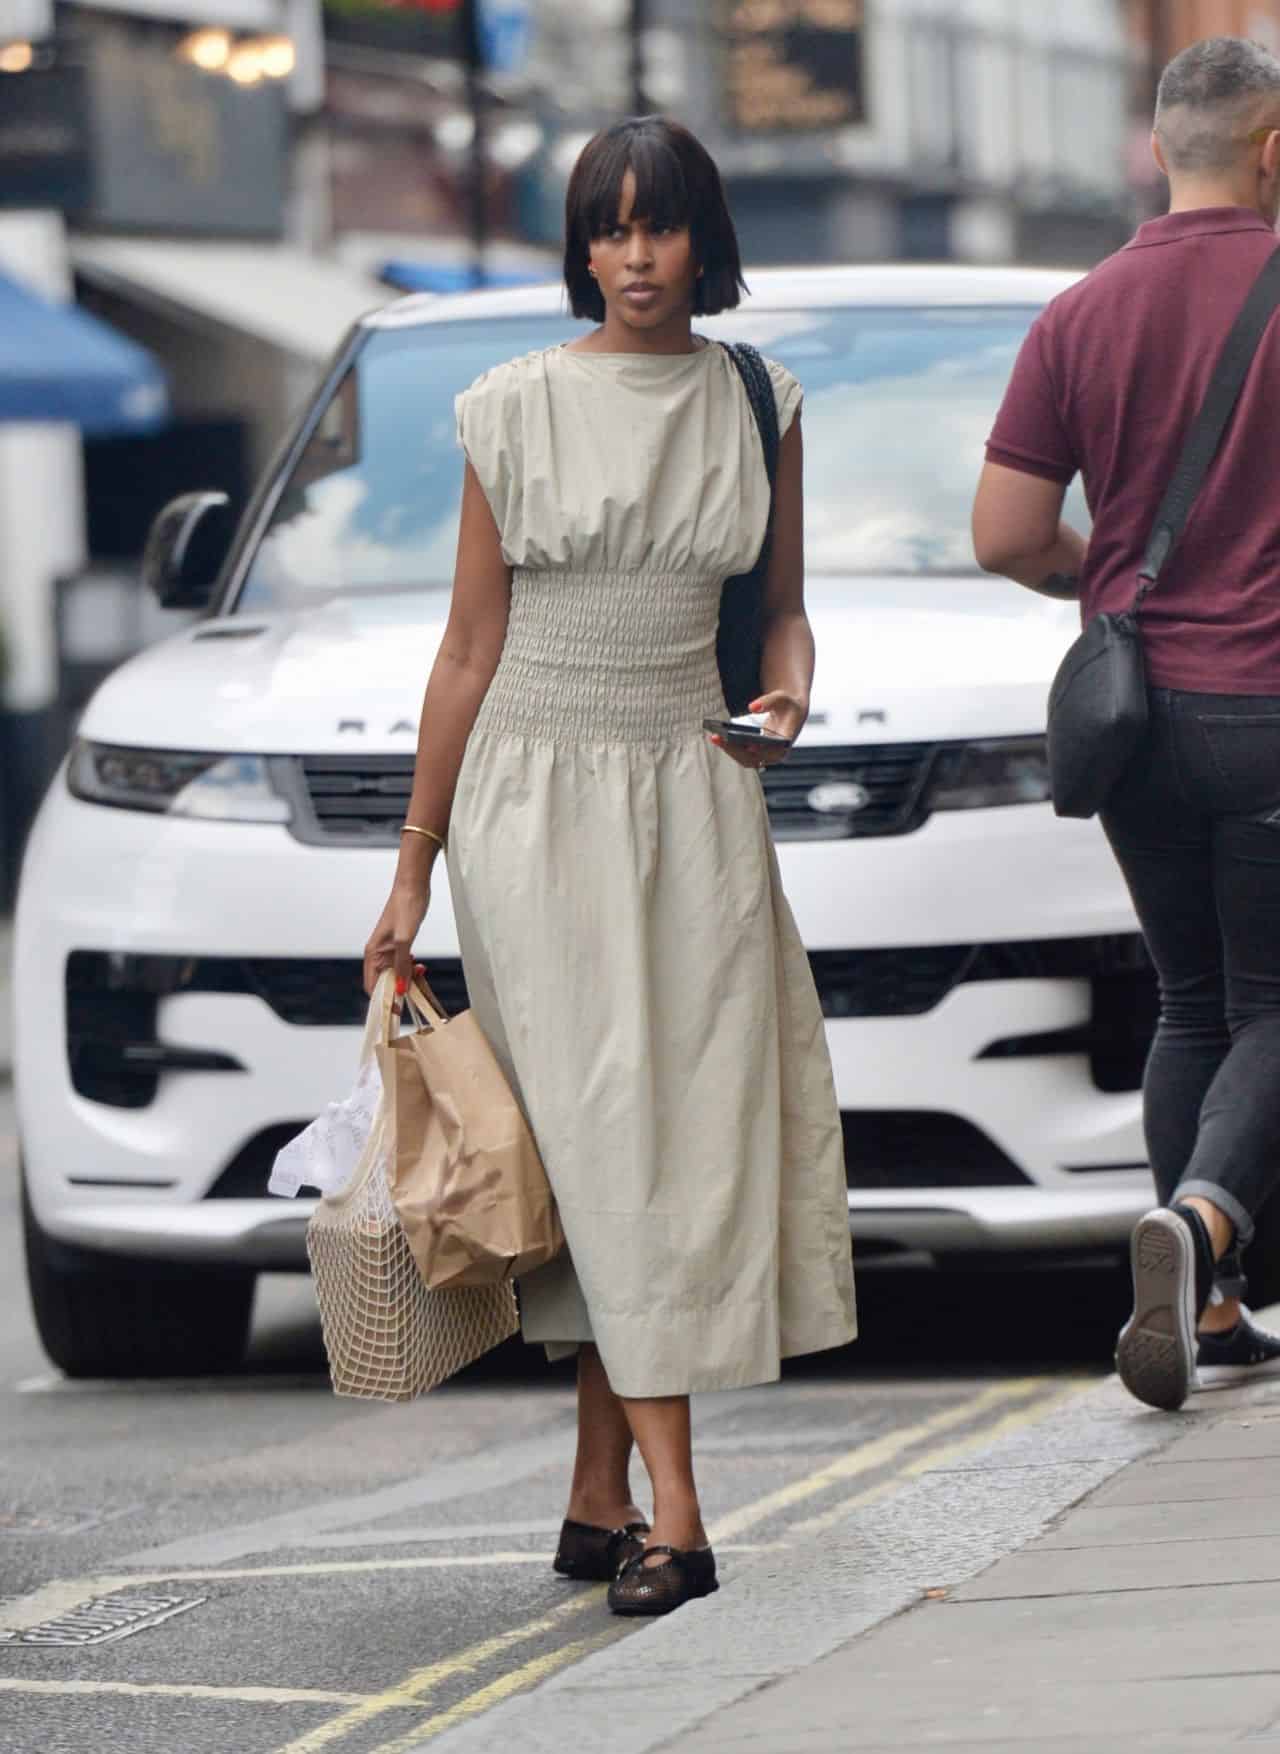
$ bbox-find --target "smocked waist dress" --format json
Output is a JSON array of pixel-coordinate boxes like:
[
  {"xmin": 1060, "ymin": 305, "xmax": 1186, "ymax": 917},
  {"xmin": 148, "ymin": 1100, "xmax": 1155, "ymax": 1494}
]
[{"xmin": 446, "ymin": 342, "xmax": 856, "ymax": 1397}]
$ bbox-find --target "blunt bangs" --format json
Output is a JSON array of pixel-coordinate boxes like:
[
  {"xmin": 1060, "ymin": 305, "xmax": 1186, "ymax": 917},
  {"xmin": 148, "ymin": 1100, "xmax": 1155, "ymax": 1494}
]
[
  {"xmin": 563, "ymin": 117, "xmax": 746, "ymax": 322},
  {"xmin": 580, "ymin": 127, "xmax": 691, "ymax": 241}
]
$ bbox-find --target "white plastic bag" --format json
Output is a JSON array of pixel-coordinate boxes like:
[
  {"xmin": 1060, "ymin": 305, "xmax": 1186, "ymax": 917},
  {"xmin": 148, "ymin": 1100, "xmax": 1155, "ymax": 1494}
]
[{"xmin": 269, "ymin": 1057, "xmax": 382, "ymax": 1198}]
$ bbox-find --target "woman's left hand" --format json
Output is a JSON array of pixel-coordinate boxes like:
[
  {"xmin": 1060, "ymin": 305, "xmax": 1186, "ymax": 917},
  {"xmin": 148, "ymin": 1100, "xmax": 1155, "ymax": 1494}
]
[{"xmin": 708, "ymin": 690, "xmax": 808, "ymax": 770}]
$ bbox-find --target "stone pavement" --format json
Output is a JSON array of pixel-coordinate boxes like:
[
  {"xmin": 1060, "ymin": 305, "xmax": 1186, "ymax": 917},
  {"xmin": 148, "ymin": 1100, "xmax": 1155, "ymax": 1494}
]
[
  {"xmin": 679, "ymin": 1366, "xmax": 1280, "ymax": 1754},
  {"xmin": 425, "ymin": 1358, "xmax": 1280, "ymax": 1754}
]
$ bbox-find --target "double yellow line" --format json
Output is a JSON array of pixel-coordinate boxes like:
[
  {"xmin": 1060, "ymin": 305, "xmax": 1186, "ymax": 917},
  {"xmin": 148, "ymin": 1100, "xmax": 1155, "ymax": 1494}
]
[{"xmin": 273, "ymin": 1375, "xmax": 1081, "ymax": 1754}]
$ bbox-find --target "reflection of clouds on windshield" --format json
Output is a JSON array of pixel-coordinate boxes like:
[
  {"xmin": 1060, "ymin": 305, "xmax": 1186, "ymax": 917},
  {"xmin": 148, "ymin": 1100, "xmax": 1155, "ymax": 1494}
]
[
  {"xmin": 929, "ymin": 340, "xmax": 1019, "ymax": 380},
  {"xmin": 803, "ymin": 340, "xmax": 1084, "ymax": 574},
  {"xmin": 251, "ymin": 473, "xmax": 458, "ymax": 601},
  {"xmin": 804, "ymin": 372, "xmax": 995, "ymax": 572},
  {"xmin": 705, "ymin": 311, "xmax": 831, "ymax": 351},
  {"xmin": 238, "ymin": 311, "xmax": 1089, "ymax": 607}
]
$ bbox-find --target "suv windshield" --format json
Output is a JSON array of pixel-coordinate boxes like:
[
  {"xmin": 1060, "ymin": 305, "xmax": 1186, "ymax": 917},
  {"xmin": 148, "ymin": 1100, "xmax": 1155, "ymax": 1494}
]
[{"xmin": 238, "ymin": 305, "xmax": 1085, "ymax": 610}]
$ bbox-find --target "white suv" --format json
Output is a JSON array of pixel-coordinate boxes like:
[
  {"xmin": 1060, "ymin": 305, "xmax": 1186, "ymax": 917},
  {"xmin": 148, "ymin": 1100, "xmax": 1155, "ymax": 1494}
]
[{"xmin": 17, "ymin": 266, "xmax": 1199, "ymax": 1377}]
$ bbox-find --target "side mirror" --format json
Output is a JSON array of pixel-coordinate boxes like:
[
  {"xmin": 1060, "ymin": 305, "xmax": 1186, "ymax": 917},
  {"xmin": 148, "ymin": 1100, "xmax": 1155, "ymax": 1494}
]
[{"xmin": 142, "ymin": 491, "xmax": 232, "ymax": 610}]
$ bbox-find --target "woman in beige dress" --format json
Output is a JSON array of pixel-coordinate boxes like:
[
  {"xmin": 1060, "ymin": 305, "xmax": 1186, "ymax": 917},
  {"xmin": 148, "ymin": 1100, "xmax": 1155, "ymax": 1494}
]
[{"xmin": 364, "ymin": 116, "xmax": 856, "ymax": 1617}]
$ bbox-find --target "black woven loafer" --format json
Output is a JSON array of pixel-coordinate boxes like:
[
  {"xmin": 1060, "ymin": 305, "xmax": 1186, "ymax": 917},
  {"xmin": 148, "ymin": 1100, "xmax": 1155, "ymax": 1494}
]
[
  {"xmin": 1196, "ymin": 1311, "xmax": 1280, "ymax": 1384},
  {"xmin": 553, "ymin": 1519, "xmax": 649, "ymax": 1581},
  {"xmin": 607, "ymin": 1544, "xmax": 719, "ymax": 1616}
]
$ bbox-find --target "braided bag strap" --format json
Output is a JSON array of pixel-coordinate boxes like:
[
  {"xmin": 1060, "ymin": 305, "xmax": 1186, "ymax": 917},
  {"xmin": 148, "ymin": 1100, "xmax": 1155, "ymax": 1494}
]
[{"xmin": 717, "ymin": 341, "xmax": 781, "ymax": 714}]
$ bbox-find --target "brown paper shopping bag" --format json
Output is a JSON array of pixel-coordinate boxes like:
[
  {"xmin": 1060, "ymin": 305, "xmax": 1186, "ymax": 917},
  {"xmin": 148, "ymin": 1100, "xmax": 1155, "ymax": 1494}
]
[{"xmin": 377, "ymin": 980, "xmax": 563, "ymax": 1291}]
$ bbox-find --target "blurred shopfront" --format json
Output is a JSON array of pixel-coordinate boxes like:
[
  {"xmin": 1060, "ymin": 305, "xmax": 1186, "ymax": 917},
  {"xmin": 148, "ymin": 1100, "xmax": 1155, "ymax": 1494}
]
[
  {"xmin": 316, "ymin": 0, "xmax": 552, "ymax": 288},
  {"xmin": 520, "ymin": 1, "xmax": 1136, "ymax": 272},
  {"xmin": 0, "ymin": 0, "xmax": 388, "ymax": 902}
]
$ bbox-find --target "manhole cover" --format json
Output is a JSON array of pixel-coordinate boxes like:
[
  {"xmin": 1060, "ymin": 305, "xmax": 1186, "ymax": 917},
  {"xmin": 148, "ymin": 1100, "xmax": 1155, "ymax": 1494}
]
[{"xmin": 0, "ymin": 1592, "xmax": 205, "ymax": 1647}]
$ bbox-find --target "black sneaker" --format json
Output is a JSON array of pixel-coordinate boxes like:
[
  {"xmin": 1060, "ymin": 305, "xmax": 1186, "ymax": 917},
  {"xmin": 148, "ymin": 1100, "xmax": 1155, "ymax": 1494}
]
[
  {"xmin": 1115, "ymin": 1205, "xmax": 1214, "ymax": 1412},
  {"xmin": 1196, "ymin": 1312, "xmax": 1280, "ymax": 1385}
]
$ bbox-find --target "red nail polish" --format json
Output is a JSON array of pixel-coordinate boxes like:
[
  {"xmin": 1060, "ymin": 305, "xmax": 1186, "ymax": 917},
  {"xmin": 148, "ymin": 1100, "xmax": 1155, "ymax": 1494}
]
[{"xmin": 395, "ymin": 976, "xmax": 407, "ymax": 996}]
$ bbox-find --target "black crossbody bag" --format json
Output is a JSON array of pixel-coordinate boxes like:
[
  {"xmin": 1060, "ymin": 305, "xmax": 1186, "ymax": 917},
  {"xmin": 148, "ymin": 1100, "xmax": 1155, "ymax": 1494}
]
[
  {"xmin": 1048, "ymin": 247, "xmax": 1280, "ymax": 820},
  {"xmin": 718, "ymin": 341, "xmax": 780, "ymax": 715}
]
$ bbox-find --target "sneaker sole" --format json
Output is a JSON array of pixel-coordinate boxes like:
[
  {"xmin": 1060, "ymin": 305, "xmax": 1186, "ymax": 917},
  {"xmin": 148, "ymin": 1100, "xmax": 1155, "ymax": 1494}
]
[{"xmin": 1115, "ymin": 1212, "xmax": 1196, "ymax": 1411}]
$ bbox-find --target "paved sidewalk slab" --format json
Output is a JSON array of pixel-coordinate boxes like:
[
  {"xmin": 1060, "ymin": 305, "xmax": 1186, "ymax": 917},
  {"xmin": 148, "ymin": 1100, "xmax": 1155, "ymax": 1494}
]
[
  {"xmin": 953, "ymin": 1529, "xmax": 1280, "ymax": 1597},
  {"xmin": 683, "ymin": 1673, "xmax": 1280, "ymax": 1754},
  {"xmin": 1088, "ymin": 1452, "xmax": 1280, "ymax": 1505},
  {"xmin": 1153, "ymin": 1412, "xmax": 1280, "ymax": 1461},
  {"xmin": 1031, "ymin": 1492, "xmax": 1280, "ymax": 1545},
  {"xmin": 674, "ymin": 1372, "xmax": 1280, "ymax": 1754}
]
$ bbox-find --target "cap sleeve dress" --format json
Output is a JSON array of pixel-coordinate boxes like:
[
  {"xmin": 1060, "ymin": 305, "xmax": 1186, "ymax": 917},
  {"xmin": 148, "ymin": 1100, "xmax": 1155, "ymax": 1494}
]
[{"xmin": 447, "ymin": 343, "xmax": 856, "ymax": 1397}]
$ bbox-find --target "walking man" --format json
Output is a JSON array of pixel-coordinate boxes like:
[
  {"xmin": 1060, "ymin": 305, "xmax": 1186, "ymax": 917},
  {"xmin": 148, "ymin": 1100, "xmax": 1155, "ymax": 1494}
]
[{"xmin": 972, "ymin": 36, "xmax": 1280, "ymax": 1411}]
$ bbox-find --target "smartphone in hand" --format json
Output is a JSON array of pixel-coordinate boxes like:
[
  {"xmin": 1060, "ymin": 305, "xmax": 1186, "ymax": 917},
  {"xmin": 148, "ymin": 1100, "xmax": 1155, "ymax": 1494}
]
[{"xmin": 703, "ymin": 716, "xmax": 794, "ymax": 751}]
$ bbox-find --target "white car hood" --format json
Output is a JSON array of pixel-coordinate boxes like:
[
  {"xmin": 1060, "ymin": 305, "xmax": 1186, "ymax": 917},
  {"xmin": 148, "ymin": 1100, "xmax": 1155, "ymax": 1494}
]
[{"xmin": 81, "ymin": 576, "xmax": 1080, "ymax": 754}]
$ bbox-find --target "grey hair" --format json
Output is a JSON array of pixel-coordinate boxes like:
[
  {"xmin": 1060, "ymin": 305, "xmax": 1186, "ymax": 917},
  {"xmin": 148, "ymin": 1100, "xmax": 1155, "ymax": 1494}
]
[{"xmin": 1155, "ymin": 36, "xmax": 1280, "ymax": 172}]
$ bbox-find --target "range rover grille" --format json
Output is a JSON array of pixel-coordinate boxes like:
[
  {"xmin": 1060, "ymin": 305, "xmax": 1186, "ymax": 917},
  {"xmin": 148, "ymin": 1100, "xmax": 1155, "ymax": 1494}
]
[
  {"xmin": 292, "ymin": 745, "xmax": 943, "ymax": 846},
  {"xmin": 763, "ymin": 743, "xmax": 938, "ymax": 841},
  {"xmin": 295, "ymin": 755, "xmax": 415, "ymax": 844}
]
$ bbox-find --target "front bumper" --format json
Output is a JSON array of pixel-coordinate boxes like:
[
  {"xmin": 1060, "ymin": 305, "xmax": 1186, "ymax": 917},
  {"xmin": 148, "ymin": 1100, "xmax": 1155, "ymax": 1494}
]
[
  {"xmin": 46, "ymin": 1196, "xmax": 318, "ymax": 1266},
  {"xmin": 17, "ymin": 778, "xmax": 1151, "ymax": 1264},
  {"xmin": 43, "ymin": 1182, "xmax": 1151, "ymax": 1268}
]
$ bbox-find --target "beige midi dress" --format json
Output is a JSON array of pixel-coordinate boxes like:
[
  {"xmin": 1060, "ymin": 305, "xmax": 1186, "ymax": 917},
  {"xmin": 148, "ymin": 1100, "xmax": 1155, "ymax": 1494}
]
[{"xmin": 447, "ymin": 341, "xmax": 857, "ymax": 1397}]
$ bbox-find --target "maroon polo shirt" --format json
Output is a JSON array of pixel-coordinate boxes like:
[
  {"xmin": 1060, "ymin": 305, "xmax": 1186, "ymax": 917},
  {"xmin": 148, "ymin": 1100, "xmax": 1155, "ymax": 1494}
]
[{"xmin": 987, "ymin": 208, "xmax": 1280, "ymax": 694}]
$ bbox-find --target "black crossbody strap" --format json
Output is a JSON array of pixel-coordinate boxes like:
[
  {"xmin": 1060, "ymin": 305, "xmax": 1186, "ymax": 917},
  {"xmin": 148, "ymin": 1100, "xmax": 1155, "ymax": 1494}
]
[
  {"xmin": 1138, "ymin": 247, "xmax": 1280, "ymax": 598},
  {"xmin": 724, "ymin": 340, "xmax": 780, "ymax": 506}
]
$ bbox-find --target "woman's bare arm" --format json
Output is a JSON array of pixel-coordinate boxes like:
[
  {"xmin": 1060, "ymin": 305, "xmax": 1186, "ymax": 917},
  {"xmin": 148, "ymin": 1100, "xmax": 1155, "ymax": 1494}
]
[
  {"xmin": 363, "ymin": 462, "xmax": 512, "ymax": 992},
  {"xmin": 712, "ymin": 415, "xmax": 809, "ymax": 769}
]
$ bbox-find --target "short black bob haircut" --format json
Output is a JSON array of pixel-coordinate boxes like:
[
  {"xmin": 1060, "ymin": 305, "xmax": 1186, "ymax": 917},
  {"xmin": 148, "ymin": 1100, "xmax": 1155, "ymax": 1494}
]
[{"xmin": 563, "ymin": 116, "xmax": 746, "ymax": 323}]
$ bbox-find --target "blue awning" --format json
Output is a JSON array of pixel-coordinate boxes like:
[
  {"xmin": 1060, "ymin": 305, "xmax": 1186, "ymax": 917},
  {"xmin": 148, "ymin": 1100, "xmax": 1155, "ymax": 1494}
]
[
  {"xmin": 0, "ymin": 269, "xmax": 168, "ymax": 435},
  {"xmin": 379, "ymin": 260, "xmax": 553, "ymax": 296}
]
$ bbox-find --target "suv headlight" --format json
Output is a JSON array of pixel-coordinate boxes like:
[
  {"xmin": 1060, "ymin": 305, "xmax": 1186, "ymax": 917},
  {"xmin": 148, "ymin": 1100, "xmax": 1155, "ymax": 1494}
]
[
  {"xmin": 67, "ymin": 741, "xmax": 292, "ymax": 823},
  {"xmin": 924, "ymin": 736, "xmax": 1051, "ymax": 811}
]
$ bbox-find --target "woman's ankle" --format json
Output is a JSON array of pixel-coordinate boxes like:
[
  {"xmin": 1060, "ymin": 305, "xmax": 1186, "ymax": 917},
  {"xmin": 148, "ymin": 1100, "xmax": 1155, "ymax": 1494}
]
[
  {"xmin": 565, "ymin": 1490, "xmax": 647, "ymax": 1529},
  {"xmin": 647, "ymin": 1495, "xmax": 707, "ymax": 1551}
]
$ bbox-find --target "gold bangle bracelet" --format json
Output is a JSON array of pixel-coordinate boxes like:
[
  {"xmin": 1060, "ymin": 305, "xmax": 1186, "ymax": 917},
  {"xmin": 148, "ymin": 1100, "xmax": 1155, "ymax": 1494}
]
[{"xmin": 400, "ymin": 824, "xmax": 446, "ymax": 851}]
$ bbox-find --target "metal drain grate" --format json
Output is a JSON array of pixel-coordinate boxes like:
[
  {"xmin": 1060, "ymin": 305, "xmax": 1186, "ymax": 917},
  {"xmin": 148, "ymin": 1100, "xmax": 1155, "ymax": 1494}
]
[{"xmin": 0, "ymin": 1592, "xmax": 205, "ymax": 1647}]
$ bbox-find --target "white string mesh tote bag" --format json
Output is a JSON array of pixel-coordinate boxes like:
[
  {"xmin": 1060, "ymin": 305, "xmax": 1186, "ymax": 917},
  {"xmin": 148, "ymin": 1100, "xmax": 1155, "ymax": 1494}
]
[{"xmin": 305, "ymin": 972, "xmax": 518, "ymax": 1402}]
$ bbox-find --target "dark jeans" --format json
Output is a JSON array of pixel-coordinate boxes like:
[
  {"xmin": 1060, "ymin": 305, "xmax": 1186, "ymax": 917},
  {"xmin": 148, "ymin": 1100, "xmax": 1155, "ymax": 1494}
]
[{"xmin": 1101, "ymin": 688, "xmax": 1280, "ymax": 1288}]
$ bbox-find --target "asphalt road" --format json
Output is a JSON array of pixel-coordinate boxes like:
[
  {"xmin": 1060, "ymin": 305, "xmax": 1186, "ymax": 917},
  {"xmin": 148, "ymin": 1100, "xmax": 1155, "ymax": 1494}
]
[{"xmin": 0, "ymin": 1080, "xmax": 1134, "ymax": 1754}]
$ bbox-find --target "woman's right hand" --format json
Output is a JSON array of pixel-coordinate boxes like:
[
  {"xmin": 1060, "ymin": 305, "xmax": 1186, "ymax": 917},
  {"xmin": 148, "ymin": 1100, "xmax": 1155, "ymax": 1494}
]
[{"xmin": 363, "ymin": 874, "xmax": 432, "ymax": 997}]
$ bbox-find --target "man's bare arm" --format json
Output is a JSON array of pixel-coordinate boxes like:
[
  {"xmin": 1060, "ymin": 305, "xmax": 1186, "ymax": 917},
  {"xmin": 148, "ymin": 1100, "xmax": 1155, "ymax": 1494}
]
[{"xmin": 972, "ymin": 461, "xmax": 1087, "ymax": 599}]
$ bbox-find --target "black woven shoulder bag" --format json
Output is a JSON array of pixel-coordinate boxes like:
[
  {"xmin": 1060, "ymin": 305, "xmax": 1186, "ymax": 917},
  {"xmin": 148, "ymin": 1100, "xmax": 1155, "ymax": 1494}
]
[
  {"xmin": 718, "ymin": 341, "xmax": 780, "ymax": 715},
  {"xmin": 1048, "ymin": 247, "xmax": 1280, "ymax": 819}
]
